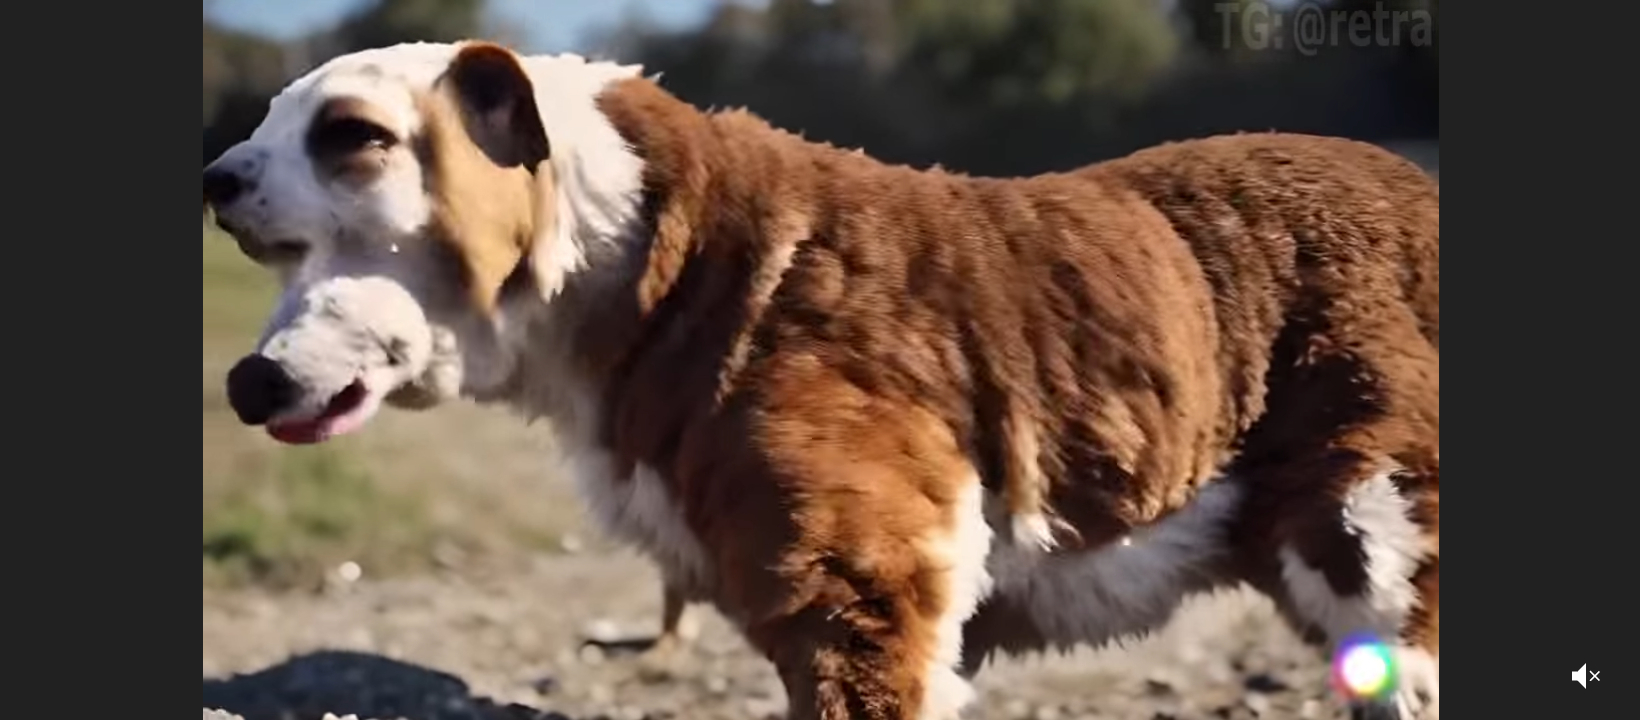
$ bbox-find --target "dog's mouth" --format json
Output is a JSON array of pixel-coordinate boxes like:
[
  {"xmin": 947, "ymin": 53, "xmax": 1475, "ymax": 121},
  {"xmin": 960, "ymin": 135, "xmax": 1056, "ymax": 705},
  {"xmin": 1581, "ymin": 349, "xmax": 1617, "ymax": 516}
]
[{"xmin": 266, "ymin": 378, "xmax": 384, "ymax": 445}]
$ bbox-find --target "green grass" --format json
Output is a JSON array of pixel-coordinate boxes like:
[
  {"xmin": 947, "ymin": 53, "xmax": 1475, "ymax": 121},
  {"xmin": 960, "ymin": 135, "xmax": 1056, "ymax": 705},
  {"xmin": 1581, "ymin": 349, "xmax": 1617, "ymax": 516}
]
[
  {"xmin": 202, "ymin": 224, "xmax": 583, "ymax": 589},
  {"xmin": 202, "ymin": 445, "xmax": 429, "ymax": 585}
]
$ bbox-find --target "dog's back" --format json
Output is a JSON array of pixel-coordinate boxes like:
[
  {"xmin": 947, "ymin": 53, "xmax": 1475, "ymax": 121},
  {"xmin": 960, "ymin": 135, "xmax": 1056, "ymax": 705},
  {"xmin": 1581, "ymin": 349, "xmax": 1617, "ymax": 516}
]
[{"xmin": 1089, "ymin": 133, "xmax": 1439, "ymax": 347}]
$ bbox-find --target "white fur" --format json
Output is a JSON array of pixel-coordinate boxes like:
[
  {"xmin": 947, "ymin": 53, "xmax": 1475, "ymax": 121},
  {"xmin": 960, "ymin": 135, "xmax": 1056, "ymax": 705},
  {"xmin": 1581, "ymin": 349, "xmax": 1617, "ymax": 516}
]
[
  {"xmin": 1391, "ymin": 646, "xmax": 1440, "ymax": 719},
  {"xmin": 257, "ymin": 275, "xmax": 434, "ymax": 422},
  {"xmin": 1279, "ymin": 470, "xmax": 1436, "ymax": 718},
  {"xmin": 1010, "ymin": 512, "xmax": 1059, "ymax": 554},
  {"xmin": 237, "ymin": 44, "xmax": 458, "ymax": 249},
  {"xmin": 1278, "ymin": 470, "xmax": 1426, "ymax": 638},
  {"xmin": 987, "ymin": 479, "xmax": 1243, "ymax": 648},
  {"xmin": 919, "ymin": 477, "xmax": 995, "ymax": 720},
  {"xmin": 565, "ymin": 448, "xmax": 714, "ymax": 596},
  {"xmin": 513, "ymin": 55, "xmax": 648, "ymax": 302},
  {"xmin": 1003, "ymin": 418, "xmax": 1060, "ymax": 554},
  {"xmin": 211, "ymin": 42, "xmax": 649, "ymax": 420}
]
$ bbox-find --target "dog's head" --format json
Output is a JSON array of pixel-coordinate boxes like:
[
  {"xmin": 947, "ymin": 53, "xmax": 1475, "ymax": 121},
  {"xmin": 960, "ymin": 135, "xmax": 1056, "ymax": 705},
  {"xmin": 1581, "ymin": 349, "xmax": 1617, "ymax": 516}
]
[{"xmin": 203, "ymin": 41, "xmax": 644, "ymax": 444}]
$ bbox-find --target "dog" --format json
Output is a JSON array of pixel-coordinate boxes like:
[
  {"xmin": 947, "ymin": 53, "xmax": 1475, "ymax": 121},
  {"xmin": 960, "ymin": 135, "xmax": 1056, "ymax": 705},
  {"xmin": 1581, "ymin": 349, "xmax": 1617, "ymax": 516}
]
[{"xmin": 202, "ymin": 41, "xmax": 1439, "ymax": 720}]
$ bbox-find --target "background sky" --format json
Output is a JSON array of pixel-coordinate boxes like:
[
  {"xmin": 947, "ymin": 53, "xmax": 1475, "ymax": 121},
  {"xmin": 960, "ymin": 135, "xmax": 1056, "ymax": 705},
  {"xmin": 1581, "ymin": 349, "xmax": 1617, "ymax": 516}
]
[{"xmin": 205, "ymin": 0, "xmax": 738, "ymax": 53}]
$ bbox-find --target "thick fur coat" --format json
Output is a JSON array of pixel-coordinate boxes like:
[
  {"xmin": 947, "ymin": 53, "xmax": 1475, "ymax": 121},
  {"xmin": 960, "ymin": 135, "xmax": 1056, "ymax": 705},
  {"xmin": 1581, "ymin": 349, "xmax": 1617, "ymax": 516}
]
[{"xmin": 204, "ymin": 42, "xmax": 1439, "ymax": 720}]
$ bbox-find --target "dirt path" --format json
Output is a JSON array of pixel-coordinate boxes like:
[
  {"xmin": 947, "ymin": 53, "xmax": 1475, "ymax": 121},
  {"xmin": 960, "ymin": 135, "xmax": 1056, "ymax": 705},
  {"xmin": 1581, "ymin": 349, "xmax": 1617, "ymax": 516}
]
[{"xmin": 203, "ymin": 550, "xmax": 1356, "ymax": 720}]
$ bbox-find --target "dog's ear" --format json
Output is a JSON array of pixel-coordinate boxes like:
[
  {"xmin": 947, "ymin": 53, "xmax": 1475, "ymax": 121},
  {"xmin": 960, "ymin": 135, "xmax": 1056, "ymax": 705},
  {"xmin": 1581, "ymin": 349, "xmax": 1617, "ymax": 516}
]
[
  {"xmin": 421, "ymin": 42, "xmax": 560, "ymax": 315},
  {"xmin": 442, "ymin": 42, "xmax": 551, "ymax": 170}
]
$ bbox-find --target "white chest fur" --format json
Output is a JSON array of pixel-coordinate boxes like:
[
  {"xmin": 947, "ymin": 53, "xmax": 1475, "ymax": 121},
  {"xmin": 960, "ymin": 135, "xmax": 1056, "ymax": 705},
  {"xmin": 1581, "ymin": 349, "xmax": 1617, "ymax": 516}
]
[{"xmin": 561, "ymin": 444, "xmax": 714, "ymax": 594}]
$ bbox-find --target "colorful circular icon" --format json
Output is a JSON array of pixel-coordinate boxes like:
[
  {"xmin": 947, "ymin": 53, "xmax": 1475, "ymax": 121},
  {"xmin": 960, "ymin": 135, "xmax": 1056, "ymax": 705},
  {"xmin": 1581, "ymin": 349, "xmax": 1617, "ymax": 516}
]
[{"xmin": 1331, "ymin": 633, "xmax": 1398, "ymax": 701}]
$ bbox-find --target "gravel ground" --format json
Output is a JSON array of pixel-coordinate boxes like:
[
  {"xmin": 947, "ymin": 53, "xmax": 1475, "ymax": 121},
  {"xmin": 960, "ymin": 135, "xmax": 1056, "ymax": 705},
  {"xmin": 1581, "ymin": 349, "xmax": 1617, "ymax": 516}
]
[{"xmin": 203, "ymin": 552, "xmax": 1355, "ymax": 720}]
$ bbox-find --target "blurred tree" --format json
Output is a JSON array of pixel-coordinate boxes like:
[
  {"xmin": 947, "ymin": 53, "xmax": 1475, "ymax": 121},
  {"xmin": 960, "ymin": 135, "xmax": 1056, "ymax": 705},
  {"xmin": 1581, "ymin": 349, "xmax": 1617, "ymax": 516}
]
[
  {"xmin": 604, "ymin": 0, "xmax": 1189, "ymax": 174},
  {"xmin": 203, "ymin": 20, "xmax": 290, "ymax": 163},
  {"xmin": 897, "ymin": 0, "xmax": 1179, "ymax": 105},
  {"xmin": 332, "ymin": 0, "xmax": 487, "ymax": 52},
  {"xmin": 1173, "ymin": 0, "xmax": 1267, "ymax": 61},
  {"xmin": 205, "ymin": 0, "xmax": 1435, "ymax": 177}
]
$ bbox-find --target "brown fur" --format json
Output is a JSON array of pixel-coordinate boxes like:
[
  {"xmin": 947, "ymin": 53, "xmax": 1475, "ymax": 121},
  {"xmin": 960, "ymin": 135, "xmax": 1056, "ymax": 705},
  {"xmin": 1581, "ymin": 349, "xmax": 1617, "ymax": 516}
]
[
  {"xmin": 419, "ymin": 44, "xmax": 1439, "ymax": 719},
  {"xmin": 1082, "ymin": 135, "xmax": 1440, "ymax": 659}
]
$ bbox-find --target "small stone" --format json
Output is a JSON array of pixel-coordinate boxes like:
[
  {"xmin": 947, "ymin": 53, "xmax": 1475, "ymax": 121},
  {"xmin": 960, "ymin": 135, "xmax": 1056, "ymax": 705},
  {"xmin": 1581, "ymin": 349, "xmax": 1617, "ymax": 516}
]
[
  {"xmin": 1004, "ymin": 698, "xmax": 1031, "ymax": 718},
  {"xmin": 578, "ymin": 644, "xmax": 607, "ymax": 665},
  {"xmin": 337, "ymin": 560, "xmax": 362, "ymax": 582},
  {"xmin": 1243, "ymin": 672, "xmax": 1289, "ymax": 694},
  {"xmin": 1243, "ymin": 693, "xmax": 1271, "ymax": 716},
  {"xmin": 704, "ymin": 675, "xmax": 730, "ymax": 695},
  {"xmin": 1144, "ymin": 678, "xmax": 1175, "ymax": 697},
  {"xmin": 559, "ymin": 533, "xmax": 585, "ymax": 553},
  {"xmin": 1033, "ymin": 705, "xmax": 1063, "ymax": 720},
  {"xmin": 1298, "ymin": 699, "xmax": 1322, "ymax": 719},
  {"xmin": 582, "ymin": 618, "xmax": 623, "ymax": 643},
  {"xmin": 587, "ymin": 683, "xmax": 615, "ymax": 704},
  {"xmin": 635, "ymin": 663, "xmax": 676, "ymax": 684},
  {"xmin": 530, "ymin": 675, "xmax": 560, "ymax": 695}
]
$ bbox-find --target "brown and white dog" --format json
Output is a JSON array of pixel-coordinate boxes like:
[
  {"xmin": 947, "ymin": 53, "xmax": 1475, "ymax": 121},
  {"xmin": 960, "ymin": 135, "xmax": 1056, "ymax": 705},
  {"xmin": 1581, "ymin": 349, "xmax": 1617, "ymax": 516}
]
[{"xmin": 203, "ymin": 41, "xmax": 1439, "ymax": 720}]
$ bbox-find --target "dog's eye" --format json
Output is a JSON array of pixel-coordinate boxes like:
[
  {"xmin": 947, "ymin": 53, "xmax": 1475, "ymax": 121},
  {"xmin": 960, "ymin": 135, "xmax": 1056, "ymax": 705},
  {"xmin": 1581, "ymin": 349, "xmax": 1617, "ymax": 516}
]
[{"xmin": 309, "ymin": 117, "xmax": 397, "ymax": 156}]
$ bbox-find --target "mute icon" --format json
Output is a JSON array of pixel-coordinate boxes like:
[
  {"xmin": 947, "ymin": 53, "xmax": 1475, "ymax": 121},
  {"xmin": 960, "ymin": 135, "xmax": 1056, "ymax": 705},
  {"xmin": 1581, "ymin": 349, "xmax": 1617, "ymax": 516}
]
[{"xmin": 1573, "ymin": 663, "xmax": 1600, "ymax": 688}]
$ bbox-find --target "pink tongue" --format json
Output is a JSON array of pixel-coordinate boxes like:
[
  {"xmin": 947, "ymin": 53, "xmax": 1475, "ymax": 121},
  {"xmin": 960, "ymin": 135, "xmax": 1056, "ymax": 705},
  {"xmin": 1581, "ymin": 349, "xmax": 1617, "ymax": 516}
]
[
  {"xmin": 267, "ymin": 418, "xmax": 330, "ymax": 445},
  {"xmin": 265, "ymin": 381, "xmax": 368, "ymax": 445}
]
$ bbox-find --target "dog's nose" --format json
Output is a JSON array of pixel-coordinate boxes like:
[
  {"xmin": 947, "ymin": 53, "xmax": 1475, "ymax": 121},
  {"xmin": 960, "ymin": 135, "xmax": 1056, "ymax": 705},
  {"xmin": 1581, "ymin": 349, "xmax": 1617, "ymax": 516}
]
[
  {"xmin": 203, "ymin": 164, "xmax": 247, "ymax": 207},
  {"xmin": 225, "ymin": 354, "xmax": 298, "ymax": 426}
]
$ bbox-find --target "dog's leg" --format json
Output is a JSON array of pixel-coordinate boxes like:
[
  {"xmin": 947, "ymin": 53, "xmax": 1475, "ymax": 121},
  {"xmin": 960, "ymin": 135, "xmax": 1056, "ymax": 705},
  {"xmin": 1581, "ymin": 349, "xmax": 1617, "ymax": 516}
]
[
  {"xmin": 1242, "ymin": 455, "xmax": 1439, "ymax": 720},
  {"xmin": 1244, "ymin": 452, "xmax": 1438, "ymax": 714},
  {"xmin": 1232, "ymin": 308, "xmax": 1439, "ymax": 720},
  {"xmin": 1306, "ymin": 464, "xmax": 1437, "ymax": 720},
  {"xmin": 648, "ymin": 581, "xmax": 696, "ymax": 657},
  {"xmin": 735, "ymin": 394, "xmax": 993, "ymax": 720}
]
